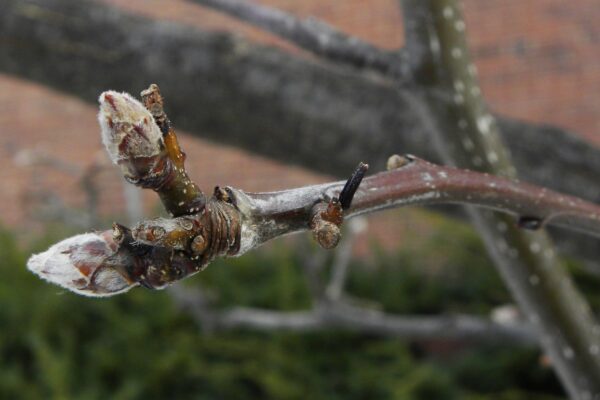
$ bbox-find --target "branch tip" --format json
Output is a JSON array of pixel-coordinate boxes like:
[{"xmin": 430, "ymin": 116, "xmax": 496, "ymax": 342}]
[{"xmin": 141, "ymin": 83, "xmax": 170, "ymax": 136}]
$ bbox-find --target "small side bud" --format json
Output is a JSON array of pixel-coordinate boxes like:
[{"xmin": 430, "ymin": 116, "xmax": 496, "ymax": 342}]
[
  {"xmin": 312, "ymin": 220, "xmax": 341, "ymax": 249},
  {"xmin": 27, "ymin": 232, "xmax": 135, "ymax": 297},
  {"xmin": 387, "ymin": 154, "xmax": 410, "ymax": 170},
  {"xmin": 132, "ymin": 217, "xmax": 194, "ymax": 250},
  {"xmin": 309, "ymin": 201, "xmax": 343, "ymax": 249}
]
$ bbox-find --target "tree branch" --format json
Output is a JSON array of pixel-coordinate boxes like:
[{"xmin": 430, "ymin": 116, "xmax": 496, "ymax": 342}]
[
  {"xmin": 234, "ymin": 154, "xmax": 600, "ymax": 250},
  {"xmin": 399, "ymin": 1, "xmax": 600, "ymax": 396},
  {"xmin": 187, "ymin": 0, "xmax": 410, "ymax": 79},
  {"xmin": 170, "ymin": 286, "xmax": 536, "ymax": 345}
]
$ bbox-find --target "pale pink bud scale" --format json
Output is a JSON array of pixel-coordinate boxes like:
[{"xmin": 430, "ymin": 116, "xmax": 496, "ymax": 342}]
[
  {"xmin": 98, "ymin": 91, "xmax": 163, "ymax": 165},
  {"xmin": 27, "ymin": 231, "xmax": 135, "ymax": 297}
]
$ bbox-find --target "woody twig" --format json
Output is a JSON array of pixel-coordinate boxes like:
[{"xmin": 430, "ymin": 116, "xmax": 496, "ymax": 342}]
[{"xmin": 27, "ymin": 86, "xmax": 600, "ymax": 299}]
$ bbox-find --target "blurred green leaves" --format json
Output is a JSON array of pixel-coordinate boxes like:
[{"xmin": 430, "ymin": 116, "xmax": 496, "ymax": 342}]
[{"xmin": 1, "ymin": 220, "xmax": 591, "ymax": 399}]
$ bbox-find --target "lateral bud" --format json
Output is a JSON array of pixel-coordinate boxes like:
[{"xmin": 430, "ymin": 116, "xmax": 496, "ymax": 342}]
[
  {"xmin": 310, "ymin": 200, "xmax": 343, "ymax": 249},
  {"xmin": 386, "ymin": 154, "xmax": 411, "ymax": 170}
]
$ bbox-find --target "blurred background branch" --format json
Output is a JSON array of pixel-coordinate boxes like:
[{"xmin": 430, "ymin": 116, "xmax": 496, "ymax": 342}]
[
  {"xmin": 398, "ymin": 0, "xmax": 600, "ymax": 396},
  {"xmin": 170, "ymin": 285, "xmax": 536, "ymax": 345},
  {"xmin": 189, "ymin": 0, "xmax": 411, "ymax": 78}
]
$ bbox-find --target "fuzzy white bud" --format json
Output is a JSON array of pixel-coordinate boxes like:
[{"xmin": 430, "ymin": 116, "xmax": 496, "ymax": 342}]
[
  {"xmin": 98, "ymin": 91, "xmax": 163, "ymax": 165},
  {"xmin": 27, "ymin": 232, "xmax": 134, "ymax": 297}
]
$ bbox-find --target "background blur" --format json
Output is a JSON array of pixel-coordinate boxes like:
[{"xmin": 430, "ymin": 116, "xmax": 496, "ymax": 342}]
[{"xmin": 1, "ymin": 0, "xmax": 600, "ymax": 399}]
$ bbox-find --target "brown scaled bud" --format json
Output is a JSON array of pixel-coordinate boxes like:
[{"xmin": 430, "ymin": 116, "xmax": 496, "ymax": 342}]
[
  {"xmin": 312, "ymin": 220, "xmax": 342, "ymax": 249},
  {"xmin": 310, "ymin": 199, "xmax": 344, "ymax": 250}
]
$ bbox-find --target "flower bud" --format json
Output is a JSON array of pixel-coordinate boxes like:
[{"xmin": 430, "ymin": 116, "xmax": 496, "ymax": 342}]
[
  {"xmin": 98, "ymin": 91, "xmax": 164, "ymax": 182},
  {"xmin": 27, "ymin": 231, "xmax": 135, "ymax": 297}
]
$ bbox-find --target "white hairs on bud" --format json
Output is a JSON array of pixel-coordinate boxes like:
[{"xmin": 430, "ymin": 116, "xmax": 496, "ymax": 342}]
[
  {"xmin": 98, "ymin": 91, "xmax": 163, "ymax": 164},
  {"xmin": 27, "ymin": 232, "xmax": 134, "ymax": 297}
]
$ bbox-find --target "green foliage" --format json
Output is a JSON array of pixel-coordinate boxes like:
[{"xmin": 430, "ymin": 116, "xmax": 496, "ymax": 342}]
[
  {"xmin": 347, "ymin": 216, "xmax": 510, "ymax": 315},
  {"xmin": 2, "ymin": 218, "xmax": 594, "ymax": 399},
  {"xmin": 199, "ymin": 245, "xmax": 311, "ymax": 310}
]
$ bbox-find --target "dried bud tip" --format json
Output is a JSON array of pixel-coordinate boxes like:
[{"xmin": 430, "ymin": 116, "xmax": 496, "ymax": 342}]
[
  {"xmin": 140, "ymin": 84, "xmax": 164, "ymax": 117},
  {"xmin": 98, "ymin": 91, "xmax": 163, "ymax": 164},
  {"xmin": 339, "ymin": 162, "xmax": 368, "ymax": 210},
  {"xmin": 140, "ymin": 83, "xmax": 161, "ymax": 100},
  {"xmin": 27, "ymin": 232, "xmax": 134, "ymax": 297}
]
